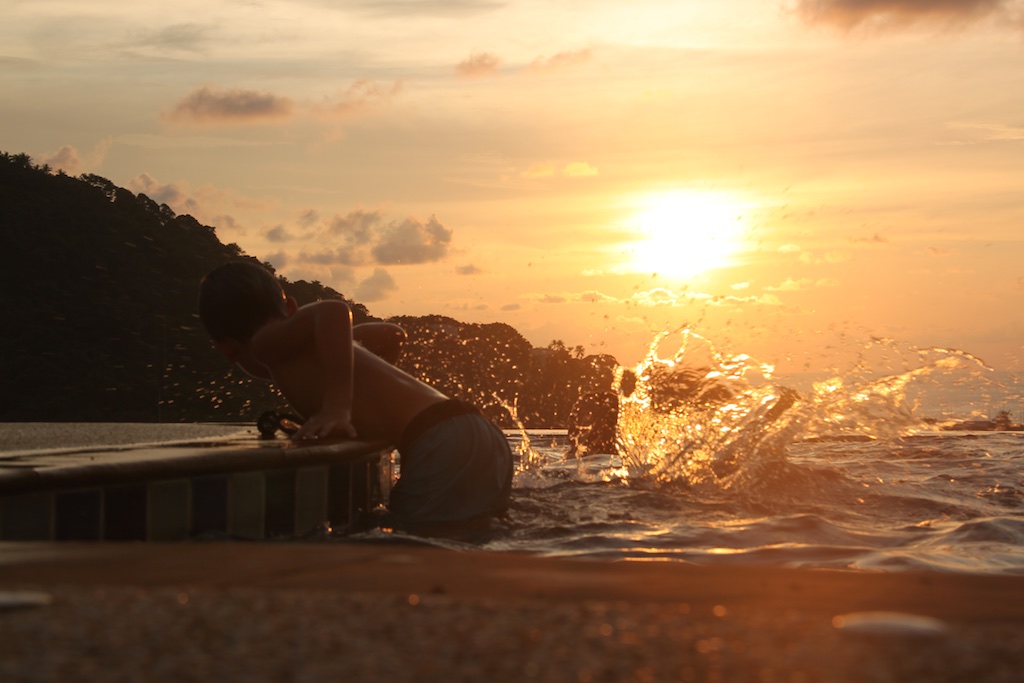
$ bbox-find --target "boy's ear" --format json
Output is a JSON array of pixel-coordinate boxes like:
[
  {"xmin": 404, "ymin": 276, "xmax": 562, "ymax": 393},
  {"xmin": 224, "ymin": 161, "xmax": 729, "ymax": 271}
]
[
  {"xmin": 285, "ymin": 296, "xmax": 299, "ymax": 315},
  {"xmin": 213, "ymin": 338, "xmax": 243, "ymax": 363}
]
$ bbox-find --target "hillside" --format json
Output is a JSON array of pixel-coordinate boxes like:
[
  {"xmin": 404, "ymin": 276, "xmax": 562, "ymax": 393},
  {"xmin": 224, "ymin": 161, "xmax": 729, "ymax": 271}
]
[
  {"xmin": 0, "ymin": 152, "xmax": 621, "ymax": 427},
  {"xmin": 0, "ymin": 152, "xmax": 371, "ymax": 422}
]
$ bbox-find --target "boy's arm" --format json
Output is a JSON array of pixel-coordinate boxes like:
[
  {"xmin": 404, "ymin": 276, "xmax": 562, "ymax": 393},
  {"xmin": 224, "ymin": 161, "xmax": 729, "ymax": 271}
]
[
  {"xmin": 299, "ymin": 300, "xmax": 357, "ymax": 440},
  {"xmin": 251, "ymin": 300, "xmax": 357, "ymax": 440}
]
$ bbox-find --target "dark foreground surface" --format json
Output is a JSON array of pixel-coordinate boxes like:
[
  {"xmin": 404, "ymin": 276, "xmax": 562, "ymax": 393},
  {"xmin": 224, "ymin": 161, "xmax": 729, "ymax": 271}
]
[{"xmin": 2, "ymin": 542, "xmax": 1023, "ymax": 682}]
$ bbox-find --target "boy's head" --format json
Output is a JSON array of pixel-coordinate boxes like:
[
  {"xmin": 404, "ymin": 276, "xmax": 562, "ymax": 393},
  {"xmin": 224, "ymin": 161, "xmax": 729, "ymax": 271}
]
[{"xmin": 198, "ymin": 261, "xmax": 289, "ymax": 343}]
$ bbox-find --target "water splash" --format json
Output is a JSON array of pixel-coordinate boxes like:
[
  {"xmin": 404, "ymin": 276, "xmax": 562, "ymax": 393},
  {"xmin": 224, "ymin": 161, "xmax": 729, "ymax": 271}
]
[
  {"xmin": 617, "ymin": 327, "xmax": 795, "ymax": 487},
  {"xmin": 491, "ymin": 393, "xmax": 548, "ymax": 475},
  {"xmin": 526, "ymin": 327, "xmax": 1021, "ymax": 492}
]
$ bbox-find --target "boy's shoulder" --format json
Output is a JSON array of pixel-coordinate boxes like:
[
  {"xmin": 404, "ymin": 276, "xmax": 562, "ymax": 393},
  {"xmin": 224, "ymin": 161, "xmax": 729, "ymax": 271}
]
[{"xmin": 252, "ymin": 299, "xmax": 352, "ymax": 357}]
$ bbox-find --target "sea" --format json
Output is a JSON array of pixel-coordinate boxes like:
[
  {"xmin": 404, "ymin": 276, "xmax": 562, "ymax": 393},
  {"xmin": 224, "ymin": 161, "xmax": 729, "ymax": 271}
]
[
  {"xmin": 487, "ymin": 332, "xmax": 1024, "ymax": 575},
  {"xmin": 4, "ymin": 331, "xmax": 1024, "ymax": 575},
  {"xmin": 495, "ymin": 430, "xmax": 1024, "ymax": 574}
]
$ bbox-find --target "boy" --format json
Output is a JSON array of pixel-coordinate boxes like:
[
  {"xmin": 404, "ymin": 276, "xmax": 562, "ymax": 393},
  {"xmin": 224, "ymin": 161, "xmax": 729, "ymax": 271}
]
[{"xmin": 198, "ymin": 261, "xmax": 513, "ymax": 526}]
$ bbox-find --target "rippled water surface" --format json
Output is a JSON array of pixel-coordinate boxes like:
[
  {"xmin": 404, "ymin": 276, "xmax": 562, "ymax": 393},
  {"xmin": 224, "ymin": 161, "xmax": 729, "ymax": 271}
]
[{"xmin": 486, "ymin": 430, "xmax": 1024, "ymax": 574}]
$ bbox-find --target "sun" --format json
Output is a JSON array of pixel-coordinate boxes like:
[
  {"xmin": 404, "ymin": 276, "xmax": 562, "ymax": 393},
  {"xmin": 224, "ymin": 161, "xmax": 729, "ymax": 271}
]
[{"xmin": 624, "ymin": 190, "xmax": 749, "ymax": 279}]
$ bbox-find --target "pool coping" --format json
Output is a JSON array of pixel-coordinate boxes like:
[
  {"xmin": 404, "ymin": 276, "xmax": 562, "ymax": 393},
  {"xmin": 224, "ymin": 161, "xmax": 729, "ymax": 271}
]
[
  {"xmin": 0, "ymin": 436, "xmax": 395, "ymax": 541},
  {"xmin": 0, "ymin": 435, "xmax": 392, "ymax": 496}
]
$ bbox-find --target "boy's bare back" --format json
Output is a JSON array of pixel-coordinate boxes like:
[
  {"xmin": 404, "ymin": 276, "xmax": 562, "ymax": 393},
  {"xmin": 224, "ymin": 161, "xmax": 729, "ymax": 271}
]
[{"xmin": 236, "ymin": 298, "xmax": 446, "ymax": 443}]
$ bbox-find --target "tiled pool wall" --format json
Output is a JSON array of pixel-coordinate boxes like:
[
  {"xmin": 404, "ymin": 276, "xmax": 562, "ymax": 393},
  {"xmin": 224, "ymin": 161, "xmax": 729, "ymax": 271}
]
[{"xmin": 0, "ymin": 447, "xmax": 393, "ymax": 542}]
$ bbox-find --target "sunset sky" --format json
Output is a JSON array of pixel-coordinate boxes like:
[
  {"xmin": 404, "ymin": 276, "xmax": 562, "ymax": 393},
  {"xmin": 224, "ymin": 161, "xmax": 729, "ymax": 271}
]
[{"xmin": 4, "ymin": 0, "xmax": 1024, "ymax": 377}]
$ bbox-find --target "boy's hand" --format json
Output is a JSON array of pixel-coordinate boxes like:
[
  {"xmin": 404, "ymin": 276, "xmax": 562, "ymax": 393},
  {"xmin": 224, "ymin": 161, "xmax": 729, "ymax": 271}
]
[{"xmin": 292, "ymin": 412, "xmax": 357, "ymax": 442}]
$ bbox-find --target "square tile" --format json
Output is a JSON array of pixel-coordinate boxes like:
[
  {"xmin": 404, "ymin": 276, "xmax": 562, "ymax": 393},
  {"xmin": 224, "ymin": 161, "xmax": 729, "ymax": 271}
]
[
  {"xmin": 228, "ymin": 472, "xmax": 265, "ymax": 539},
  {"xmin": 327, "ymin": 463, "xmax": 353, "ymax": 528},
  {"xmin": 295, "ymin": 466, "xmax": 328, "ymax": 536},
  {"xmin": 264, "ymin": 469, "xmax": 296, "ymax": 538},
  {"xmin": 1, "ymin": 492, "xmax": 53, "ymax": 541},
  {"xmin": 148, "ymin": 480, "xmax": 191, "ymax": 541},
  {"xmin": 104, "ymin": 484, "xmax": 148, "ymax": 541},
  {"xmin": 55, "ymin": 489, "xmax": 102, "ymax": 541},
  {"xmin": 191, "ymin": 475, "xmax": 228, "ymax": 537}
]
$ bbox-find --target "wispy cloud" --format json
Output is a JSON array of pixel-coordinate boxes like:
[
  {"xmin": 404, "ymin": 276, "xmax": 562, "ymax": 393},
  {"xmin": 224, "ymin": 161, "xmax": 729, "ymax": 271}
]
[
  {"xmin": 563, "ymin": 161, "xmax": 599, "ymax": 178},
  {"xmin": 629, "ymin": 288, "xmax": 782, "ymax": 308},
  {"xmin": 456, "ymin": 51, "xmax": 501, "ymax": 78},
  {"xmin": 0, "ymin": 56, "xmax": 40, "ymax": 69},
  {"xmin": 525, "ymin": 49, "xmax": 592, "ymax": 74},
  {"xmin": 520, "ymin": 161, "xmax": 599, "ymax": 180},
  {"xmin": 525, "ymin": 287, "xmax": 782, "ymax": 308},
  {"xmin": 520, "ymin": 164, "xmax": 555, "ymax": 179},
  {"xmin": 764, "ymin": 277, "xmax": 840, "ymax": 291},
  {"xmin": 125, "ymin": 172, "xmax": 268, "ymax": 235},
  {"xmin": 132, "ymin": 22, "xmax": 212, "ymax": 54},
  {"xmin": 794, "ymin": 0, "xmax": 1010, "ymax": 30},
  {"xmin": 128, "ymin": 172, "xmax": 200, "ymax": 214},
  {"xmin": 798, "ymin": 250, "xmax": 852, "ymax": 265},
  {"xmin": 297, "ymin": 209, "xmax": 320, "ymax": 227},
  {"xmin": 578, "ymin": 290, "xmax": 618, "ymax": 303},
  {"xmin": 166, "ymin": 86, "xmax": 294, "ymax": 125},
  {"xmin": 947, "ymin": 121, "xmax": 1024, "ymax": 142},
  {"xmin": 316, "ymin": 80, "xmax": 403, "ymax": 118},
  {"xmin": 343, "ymin": 0, "xmax": 504, "ymax": 17},
  {"xmin": 264, "ymin": 225, "xmax": 293, "ymax": 243},
  {"xmin": 850, "ymin": 232, "xmax": 890, "ymax": 244}
]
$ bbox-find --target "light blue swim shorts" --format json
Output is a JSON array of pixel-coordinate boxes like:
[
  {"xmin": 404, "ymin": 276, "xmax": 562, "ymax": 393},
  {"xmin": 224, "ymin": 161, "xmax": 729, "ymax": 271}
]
[{"xmin": 390, "ymin": 400, "xmax": 513, "ymax": 524}]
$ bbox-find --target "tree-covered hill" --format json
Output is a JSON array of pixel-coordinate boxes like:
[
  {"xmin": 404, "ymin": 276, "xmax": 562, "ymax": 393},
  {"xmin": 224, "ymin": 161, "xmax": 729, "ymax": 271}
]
[
  {"xmin": 0, "ymin": 151, "xmax": 623, "ymax": 427},
  {"xmin": 0, "ymin": 152, "xmax": 369, "ymax": 422}
]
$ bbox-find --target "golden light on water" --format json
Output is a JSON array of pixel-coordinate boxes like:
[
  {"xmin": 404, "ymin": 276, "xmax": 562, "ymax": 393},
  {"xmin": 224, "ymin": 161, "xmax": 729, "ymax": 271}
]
[{"xmin": 623, "ymin": 191, "xmax": 750, "ymax": 279}]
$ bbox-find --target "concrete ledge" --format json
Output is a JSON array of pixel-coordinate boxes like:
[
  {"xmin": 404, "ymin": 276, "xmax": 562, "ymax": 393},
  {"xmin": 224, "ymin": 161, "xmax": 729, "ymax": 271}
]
[
  {"xmin": 4, "ymin": 544, "xmax": 1024, "ymax": 683},
  {"xmin": 3, "ymin": 543, "xmax": 1024, "ymax": 620},
  {"xmin": 0, "ymin": 437, "xmax": 393, "ymax": 542}
]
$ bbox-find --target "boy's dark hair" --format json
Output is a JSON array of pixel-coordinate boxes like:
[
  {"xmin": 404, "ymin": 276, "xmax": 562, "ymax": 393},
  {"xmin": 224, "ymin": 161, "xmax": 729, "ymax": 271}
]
[{"xmin": 198, "ymin": 261, "xmax": 288, "ymax": 342}]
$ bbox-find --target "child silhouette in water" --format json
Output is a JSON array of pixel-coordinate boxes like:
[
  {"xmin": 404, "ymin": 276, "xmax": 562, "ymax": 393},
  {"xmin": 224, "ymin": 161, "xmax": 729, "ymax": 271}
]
[{"xmin": 198, "ymin": 261, "xmax": 512, "ymax": 526}]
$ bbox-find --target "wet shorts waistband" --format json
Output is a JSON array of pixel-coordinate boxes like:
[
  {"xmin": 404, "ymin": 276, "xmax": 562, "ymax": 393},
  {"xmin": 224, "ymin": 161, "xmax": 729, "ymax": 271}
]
[{"xmin": 399, "ymin": 399, "xmax": 481, "ymax": 454}]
